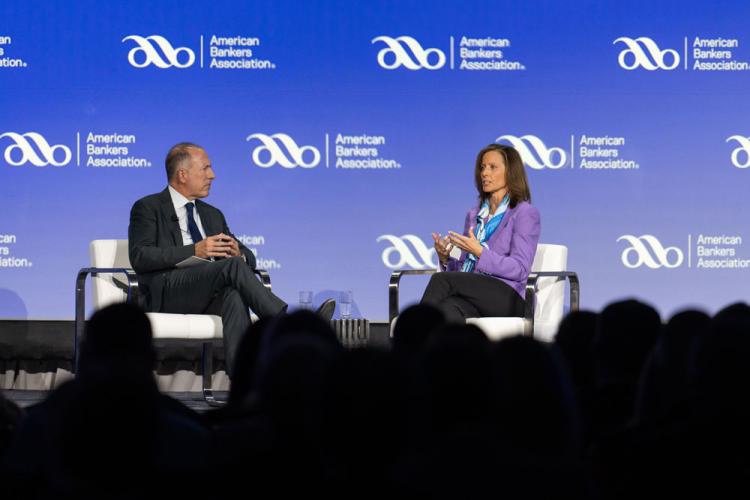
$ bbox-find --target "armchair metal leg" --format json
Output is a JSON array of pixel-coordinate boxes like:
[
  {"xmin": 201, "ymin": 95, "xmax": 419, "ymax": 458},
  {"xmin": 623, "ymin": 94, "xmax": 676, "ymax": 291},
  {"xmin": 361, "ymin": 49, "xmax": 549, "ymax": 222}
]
[{"xmin": 202, "ymin": 341, "xmax": 225, "ymax": 407}]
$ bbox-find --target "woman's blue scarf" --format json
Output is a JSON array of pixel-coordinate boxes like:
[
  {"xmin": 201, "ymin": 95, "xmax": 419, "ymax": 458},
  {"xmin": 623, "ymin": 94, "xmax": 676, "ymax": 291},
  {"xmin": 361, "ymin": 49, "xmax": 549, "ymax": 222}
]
[{"xmin": 461, "ymin": 194, "xmax": 510, "ymax": 273}]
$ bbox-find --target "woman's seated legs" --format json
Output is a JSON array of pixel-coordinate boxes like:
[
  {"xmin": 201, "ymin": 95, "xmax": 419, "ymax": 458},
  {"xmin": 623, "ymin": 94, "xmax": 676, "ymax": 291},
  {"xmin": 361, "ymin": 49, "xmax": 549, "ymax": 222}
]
[{"xmin": 421, "ymin": 272, "xmax": 524, "ymax": 321}]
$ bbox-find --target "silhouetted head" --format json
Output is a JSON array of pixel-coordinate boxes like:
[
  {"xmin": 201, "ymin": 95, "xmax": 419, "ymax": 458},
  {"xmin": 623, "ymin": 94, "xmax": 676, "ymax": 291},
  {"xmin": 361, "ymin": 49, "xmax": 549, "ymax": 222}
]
[
  {"xmin": 78, "ymin": 302, "xmax": 155, "ymax": 379},
  {"xmin": 410, "ymin": 324, "xmax": 494, "ymax": 436},
  {"xmin": 593, "ymin": 299, "xmax": 661, "ymax": 386},
  {"xmin": 392, "ymin": 303, "xmax": 446, "ymax": 359},
  {"xmin": 692, "ymin": 302, "xmax": 750, "ymax": 420},
  {"xmin": 321, "ymin": 348, "xmax": 405, "ymax": 481},
  {"xmin": 636, "ymin": 309, "xmax": 709, "ymax": 422},
  {"xmin": 228, "ymin": 316, "xmax": 273, "ymax": 408},
  {"xmin": 269, "ymin": 309, "xmax": 339, "ymax": 345},
  {"xmin": 253, "ymin": 311, "xmax": 343, "ymax": 438},
  {"xmin": 56, "ymin": 376, "xmax": 160, "ymax": 493},
  {"xmin": 554, "ymin": 310, "xmax": 598, "ymax": 390},
  {"xmin": 493, "ymin": 336, "xmax": 581, "ymax": 458},
  {"xmin": 250, "ymin": 310, "xmax": 339, "ymax": 394}
]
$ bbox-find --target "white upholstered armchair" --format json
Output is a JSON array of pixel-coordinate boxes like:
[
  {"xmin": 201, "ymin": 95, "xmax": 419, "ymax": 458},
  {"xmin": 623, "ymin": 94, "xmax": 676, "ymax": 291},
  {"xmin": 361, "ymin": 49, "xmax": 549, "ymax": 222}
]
[
  {"xmin": 74, "ymin": 239, "xmax": 270, "ymax": 406},
  {"xmin": 388, "ymin": 243, "xmax": 579, "ymax": 341}
]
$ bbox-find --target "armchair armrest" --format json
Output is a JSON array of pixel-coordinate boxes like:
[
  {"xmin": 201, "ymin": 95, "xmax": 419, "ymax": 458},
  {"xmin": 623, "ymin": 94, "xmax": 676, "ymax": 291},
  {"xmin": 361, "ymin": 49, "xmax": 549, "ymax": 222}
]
[
  {"xmin": 388, "ymin": 269, "xmax": 438, "ymax": 324},
  {"xmin": 523, "ymin": 271, "xmax": 579, "ymax": 337},
  {"xmin": 254, "ymin": 268, "xmax": 272, "ymax": 290},
  {"xmin": 74, "ymin": 267, "xmax": 140, "ymax": 372}
]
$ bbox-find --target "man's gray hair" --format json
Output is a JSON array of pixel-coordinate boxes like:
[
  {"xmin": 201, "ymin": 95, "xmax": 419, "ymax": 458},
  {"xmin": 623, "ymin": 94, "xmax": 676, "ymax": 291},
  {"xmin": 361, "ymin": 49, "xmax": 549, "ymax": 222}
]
[{"xmin": 165, "ymin": 142, "xmax": 203, "ymax": 181}]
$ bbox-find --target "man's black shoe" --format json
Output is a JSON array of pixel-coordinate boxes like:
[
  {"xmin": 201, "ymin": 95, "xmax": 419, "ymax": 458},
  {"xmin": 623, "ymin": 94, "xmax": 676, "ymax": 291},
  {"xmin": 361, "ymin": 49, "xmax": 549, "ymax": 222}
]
[{"xmin": 315, "ymin": 299, "xmax": 336, "ymax": 322}]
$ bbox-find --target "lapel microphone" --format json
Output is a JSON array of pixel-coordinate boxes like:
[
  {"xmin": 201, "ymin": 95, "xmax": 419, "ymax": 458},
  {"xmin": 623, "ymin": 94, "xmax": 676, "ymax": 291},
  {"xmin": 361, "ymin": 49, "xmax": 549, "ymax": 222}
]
[{"xmin": 171, "ymin": 215, "xmax": 178, "ymax": 222}]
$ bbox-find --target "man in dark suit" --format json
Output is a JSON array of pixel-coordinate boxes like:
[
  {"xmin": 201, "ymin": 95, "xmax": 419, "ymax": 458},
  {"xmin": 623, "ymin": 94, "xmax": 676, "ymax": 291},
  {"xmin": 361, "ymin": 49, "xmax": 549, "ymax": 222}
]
[{"xmin": 128, "ymin": 142, "xmax": 332, "ymax": 376}]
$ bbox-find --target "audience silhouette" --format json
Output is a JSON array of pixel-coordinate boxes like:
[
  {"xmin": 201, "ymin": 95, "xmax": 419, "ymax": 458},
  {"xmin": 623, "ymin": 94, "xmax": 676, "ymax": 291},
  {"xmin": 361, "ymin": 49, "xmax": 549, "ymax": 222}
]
[{"xmin": 3, "ymin": 298, "xmax": 750, "ymax": 498}]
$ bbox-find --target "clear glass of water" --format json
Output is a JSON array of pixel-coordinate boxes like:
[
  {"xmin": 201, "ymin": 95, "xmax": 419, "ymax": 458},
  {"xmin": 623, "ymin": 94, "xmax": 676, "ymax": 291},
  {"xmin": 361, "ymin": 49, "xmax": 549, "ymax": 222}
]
[
  {"xmin": 340, "ymin": 290, "xmax": 353, "ymax": 319},
  {"xmin": 299, "ymin": 291, "xmax": 313, "ymax": 310}
]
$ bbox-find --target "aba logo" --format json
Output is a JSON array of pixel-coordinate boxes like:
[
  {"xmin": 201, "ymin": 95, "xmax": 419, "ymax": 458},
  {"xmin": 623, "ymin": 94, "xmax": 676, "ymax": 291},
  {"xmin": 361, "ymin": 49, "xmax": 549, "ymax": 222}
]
[
  {"xmin": 377, "ymin": 234, "xmax": 437, "ymax": 269},
  {"xmin": 617, "ymin": 234, "xmax": 684, "ymax": 269},
  {"xmin": 246, "ymin": 133, "xmax": 321, "ymax": 168},
  {"xmin": 613, "ymin": 37, "xmax": 679, "ymax": 71},
  {"xmin": 371, "ymin": 36, "xmax": 446, "ymax": 70},
  {"xmin": 122, "ymin": 35, "xmax": 195, "ymax": 68},
  {"xmin": 496, "ymin": 135, "xmax": 567, "ymax": 169},
  {"xmin": 726, "ymin": 135, "xmax": 750, "ymax": 169},
  {"xmin": 0, "ymin": 132, "xmax": 72, "ymax": 167}
]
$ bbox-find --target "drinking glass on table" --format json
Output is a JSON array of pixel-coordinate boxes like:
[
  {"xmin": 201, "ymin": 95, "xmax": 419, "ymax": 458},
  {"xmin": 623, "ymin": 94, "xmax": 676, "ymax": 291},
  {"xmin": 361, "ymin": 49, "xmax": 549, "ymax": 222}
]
[
  {"xmin": 299, "ymin": 291, "xmax": 313, "ymax": 310},
  {"xmin": 340, "ymin": 290, "xmax": 353, "ymax": 319}
]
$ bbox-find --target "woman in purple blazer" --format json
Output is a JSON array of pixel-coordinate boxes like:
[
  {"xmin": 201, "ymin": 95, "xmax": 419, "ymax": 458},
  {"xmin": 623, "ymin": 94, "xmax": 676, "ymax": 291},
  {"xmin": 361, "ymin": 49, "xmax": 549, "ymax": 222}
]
[{"xmin": 421, "ymin": 144, "xmax": 541, "ymax": 322}]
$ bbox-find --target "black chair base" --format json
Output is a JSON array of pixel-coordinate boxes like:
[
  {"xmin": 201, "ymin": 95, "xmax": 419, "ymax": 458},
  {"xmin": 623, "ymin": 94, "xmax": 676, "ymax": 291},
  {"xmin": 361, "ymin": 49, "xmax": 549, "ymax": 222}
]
[{"xmin": 202, "ymin": 341, "xmax": 226, "ymax": 407}]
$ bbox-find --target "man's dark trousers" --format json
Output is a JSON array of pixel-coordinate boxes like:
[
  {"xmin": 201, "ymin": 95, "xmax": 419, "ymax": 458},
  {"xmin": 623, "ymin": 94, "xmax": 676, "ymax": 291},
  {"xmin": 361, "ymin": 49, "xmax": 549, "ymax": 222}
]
[{"xmin": 159, "ymin": 257, "xmax": 286, "ymax": 376}]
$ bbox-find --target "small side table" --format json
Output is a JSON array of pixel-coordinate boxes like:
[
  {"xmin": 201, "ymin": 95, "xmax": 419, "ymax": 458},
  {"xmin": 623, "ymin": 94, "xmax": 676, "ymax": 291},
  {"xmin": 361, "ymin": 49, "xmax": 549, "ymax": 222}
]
[{"xmin": 331, "ymin": 319, "xmax": 370, "ymax": 348}]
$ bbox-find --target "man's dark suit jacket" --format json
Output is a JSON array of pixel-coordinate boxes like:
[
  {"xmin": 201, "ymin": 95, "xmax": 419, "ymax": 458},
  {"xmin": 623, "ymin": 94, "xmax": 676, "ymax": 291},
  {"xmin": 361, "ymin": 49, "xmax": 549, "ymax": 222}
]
[{"xmin": 128, "ymin": 188, "xmax": 256, "ymax": 312}]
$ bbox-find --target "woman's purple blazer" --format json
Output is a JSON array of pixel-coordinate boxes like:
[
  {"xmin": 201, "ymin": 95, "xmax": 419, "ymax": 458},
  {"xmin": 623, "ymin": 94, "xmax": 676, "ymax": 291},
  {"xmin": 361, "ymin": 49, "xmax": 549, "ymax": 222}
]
[{"xmin": 445, "ymin": 201, "xmax": 541, "ymax": 298}]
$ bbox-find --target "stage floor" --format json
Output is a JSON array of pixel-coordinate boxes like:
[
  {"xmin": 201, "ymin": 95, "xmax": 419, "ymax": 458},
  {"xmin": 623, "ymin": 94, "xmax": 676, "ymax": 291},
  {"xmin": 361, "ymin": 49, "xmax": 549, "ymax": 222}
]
[
  {"xmin": 0, "ymin": 319, "xmax": 391, "ymax": 360},
  {"xmin": 3, "ymin": 389, "xmax": 229, "ymax": 413}
]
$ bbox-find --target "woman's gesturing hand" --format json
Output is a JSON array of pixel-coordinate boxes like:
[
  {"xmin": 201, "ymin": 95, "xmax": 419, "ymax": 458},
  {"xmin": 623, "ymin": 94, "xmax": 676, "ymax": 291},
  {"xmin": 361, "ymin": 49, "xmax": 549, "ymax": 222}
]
[
  {"xmin": 432, "ymin": 232, "xmax": 453, "ymax": 266},
  {"xmin": 448, "ymin": 227, "xmax": 483, "ymax": 258}
]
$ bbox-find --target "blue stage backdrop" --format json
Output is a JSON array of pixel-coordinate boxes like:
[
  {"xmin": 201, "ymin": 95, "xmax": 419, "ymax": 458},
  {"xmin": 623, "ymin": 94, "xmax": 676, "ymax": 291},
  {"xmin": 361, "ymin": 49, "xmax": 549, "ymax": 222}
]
[{"xmin": 2, "ymin": 0, "xmax": 750, "ymax": 320}]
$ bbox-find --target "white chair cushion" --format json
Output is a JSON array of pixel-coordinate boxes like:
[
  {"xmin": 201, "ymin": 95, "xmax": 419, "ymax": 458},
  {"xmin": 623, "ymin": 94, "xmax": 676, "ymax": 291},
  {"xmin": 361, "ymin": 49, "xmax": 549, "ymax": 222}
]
[
  {"xmin": 466, "ymin": 317, "xmax": 527, "ymax": 340},
  {"xmin": 88, "ymin": 239, "xmax": 253, "ymax": 342},
  {"xmin": 529, "ymin": 320, "xmax": 558, "ymax": 343},
  {"xmin": 145, "ymin": 313, "xmax": 223, "ymax": 339}
]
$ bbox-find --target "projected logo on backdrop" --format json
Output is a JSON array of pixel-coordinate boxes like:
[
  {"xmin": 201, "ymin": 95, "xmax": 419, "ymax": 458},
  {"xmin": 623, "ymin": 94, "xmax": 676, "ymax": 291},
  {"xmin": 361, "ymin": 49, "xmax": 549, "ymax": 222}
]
[
  {"xmin": 614, "ymin": 36, "xmax": 750, "ymax": 72},
  {"xmin": 122, "ymin": 35, "xmax": 195, "ymax": 68},
  {"xmin": 122, "ymin": 34, "xmax": 277, "ymax": 70},
  {"xmin": 246, "ymin": 133, "xmax": 321, "ymax": 168},
  {"xmin": 613, "ymin": 37, "xmax": 680, "ymax": 71},
  {"xmin": 618, "ymin": 234, "xmax": 750, "ymax": 270},
  {"xmin": 727, "ymin": 135, "xmax": 750, "ymax": 168},
  {"xmin": 377, "ymin": 235, "xmax": 437, "ymax": 269},
  {"xmin": 371, "ymin": 35, "xmax": 527, "ymax": 71},
  {"xmin": 617, "ymin": 235, "xmax": 684, "ymax": 269},
  {"xmin": 496, "ymin": 135, "xmax": 567, "ymax": 169},
  {"xmin": 371, "ymin": 36, "xmax": 446, "ymax": 70},
  {"xmin": 0, "ymin": 132, "xmax": 71, "ymax": 167}
]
